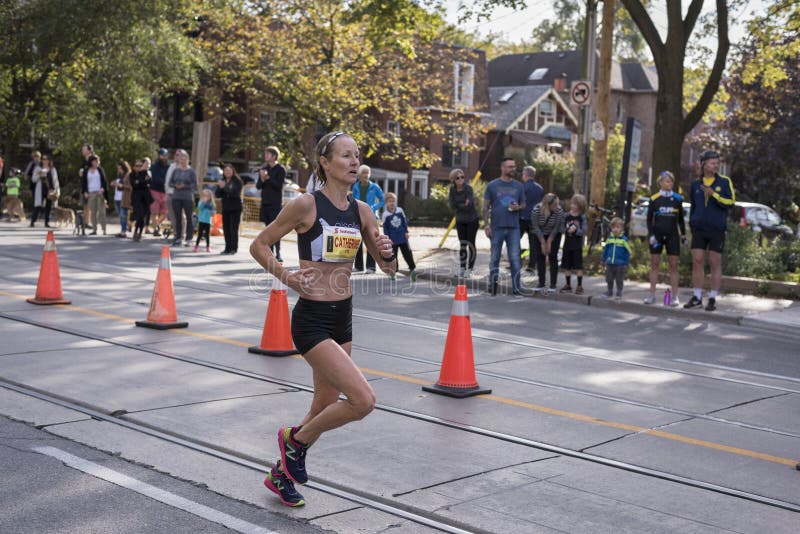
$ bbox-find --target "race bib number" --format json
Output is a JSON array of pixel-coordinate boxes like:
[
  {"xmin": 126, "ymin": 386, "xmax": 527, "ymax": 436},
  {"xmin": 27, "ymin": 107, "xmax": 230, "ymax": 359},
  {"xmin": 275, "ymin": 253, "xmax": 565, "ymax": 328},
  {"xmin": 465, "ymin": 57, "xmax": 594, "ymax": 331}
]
[{"xmin": 323, "ymin": 225, "xmax": 362, "ymax": 262}]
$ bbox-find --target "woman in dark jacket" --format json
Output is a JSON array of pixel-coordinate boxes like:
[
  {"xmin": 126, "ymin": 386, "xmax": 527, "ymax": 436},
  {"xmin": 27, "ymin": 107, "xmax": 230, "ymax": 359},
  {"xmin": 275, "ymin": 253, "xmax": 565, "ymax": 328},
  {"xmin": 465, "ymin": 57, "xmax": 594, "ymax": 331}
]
[
  {"xmin": 215, "ymin": 163, "xmax": 243, "ymax": 255},
  {"xmin": 129, "ymin": 159, "xmax": 152, "ymax": 242},
  {"xmin": 448, "ymin": 169, "xmax": 479, "ymax": 276}
]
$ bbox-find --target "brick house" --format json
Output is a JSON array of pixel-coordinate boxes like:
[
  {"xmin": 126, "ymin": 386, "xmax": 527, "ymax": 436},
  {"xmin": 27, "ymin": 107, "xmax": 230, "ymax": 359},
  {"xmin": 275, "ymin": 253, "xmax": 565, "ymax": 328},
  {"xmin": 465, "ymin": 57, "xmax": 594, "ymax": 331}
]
[{"xmin": 487, "ymin": 50, "xmax": 659, "ymax": 183}]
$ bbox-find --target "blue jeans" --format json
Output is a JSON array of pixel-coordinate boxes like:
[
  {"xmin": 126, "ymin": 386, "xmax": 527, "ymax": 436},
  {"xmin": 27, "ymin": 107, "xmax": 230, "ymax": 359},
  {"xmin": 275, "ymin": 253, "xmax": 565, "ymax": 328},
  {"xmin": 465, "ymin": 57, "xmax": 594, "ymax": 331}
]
[
  {"xmin": 489, "ymin": 226, "xmax": 522, "ymax": 293},
  {"xmin": 115, "ymin": 201, "xmax": 128, "ymax": 233}
]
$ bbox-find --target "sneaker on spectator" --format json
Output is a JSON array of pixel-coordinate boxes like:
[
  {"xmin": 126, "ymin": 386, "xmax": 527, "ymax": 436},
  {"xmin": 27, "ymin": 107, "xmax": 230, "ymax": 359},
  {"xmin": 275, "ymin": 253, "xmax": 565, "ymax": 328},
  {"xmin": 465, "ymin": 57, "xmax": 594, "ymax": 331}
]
[
  {"xmin": 643, "ymin": 294, "xmax": 655, "ymax": 305},
  {"xmin": 670, "ymin": 296, "xmax": 681, "ymax": 307},
  {"xmin": 559, "ymin": 284, "xmax": 572, "ymax": 293},
  {"xmin": 684, "ymin": 296, "xmax": 703, "ymax": 309}
]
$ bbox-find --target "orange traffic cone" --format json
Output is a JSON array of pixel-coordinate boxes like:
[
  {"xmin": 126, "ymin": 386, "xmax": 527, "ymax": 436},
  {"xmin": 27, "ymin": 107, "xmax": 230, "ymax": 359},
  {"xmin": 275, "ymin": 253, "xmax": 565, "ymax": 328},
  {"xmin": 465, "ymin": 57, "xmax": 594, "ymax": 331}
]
[
  {"xmin": 249, "ymin": 276, "xmax": 299, "ymax": 357},
  {"xmin": 27, "ymin": 231, "xmax": 71, "ymax": 305},
  {"xmin": 422, "ymin": 285, "xmax": 491, "ymax": 398},
  {"xmin": 135, "ymin": 246, "xmax": 188, "ymax": 330}
]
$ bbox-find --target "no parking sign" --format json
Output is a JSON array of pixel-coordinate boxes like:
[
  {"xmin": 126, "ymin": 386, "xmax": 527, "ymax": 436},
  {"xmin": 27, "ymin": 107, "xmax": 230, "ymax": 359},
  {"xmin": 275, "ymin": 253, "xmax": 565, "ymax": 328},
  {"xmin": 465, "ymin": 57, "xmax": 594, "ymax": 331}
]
[{"xmin": 570, "ymin": 81, "xmax": 591, "ymax": 106}]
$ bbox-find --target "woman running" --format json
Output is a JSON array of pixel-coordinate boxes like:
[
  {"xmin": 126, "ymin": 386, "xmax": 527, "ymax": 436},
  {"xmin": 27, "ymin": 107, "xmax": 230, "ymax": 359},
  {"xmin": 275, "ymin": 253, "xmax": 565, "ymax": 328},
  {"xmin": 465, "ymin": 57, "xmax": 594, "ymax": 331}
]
[{"xmin": 250, "ymin": 131, "xmax": 397, "ymax": 507}]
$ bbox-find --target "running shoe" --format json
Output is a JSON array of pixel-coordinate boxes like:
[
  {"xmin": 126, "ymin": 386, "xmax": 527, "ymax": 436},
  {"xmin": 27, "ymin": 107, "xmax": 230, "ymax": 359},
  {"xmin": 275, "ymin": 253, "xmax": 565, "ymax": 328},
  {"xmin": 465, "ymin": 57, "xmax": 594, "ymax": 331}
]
[
  {"xmin": 278, "ymin": 426, "xmax": 308, "ymax": 484},
  {"xmin": 575, "ymin": 286, "xmax": 584, "ymax": 295},
  {"xmin": 643, "ymin": 294, "xmax": 655, "ymax": 305},
  {"xmin": 559, "ymin": 284, "xmax": 572, "ymax": 293},
  {"xmin": 670, "ymin": 296, "xmax": 681, "ymax": 307},
  {"xmin": 410, "ymin": 270, "xmax": 417, "ymax": 281},
  {"xmin": 615, "ymin": 295, "xmax": 623, "ymax": 302},
  {"xmin": 264, "ymin": 461, "xmax": 305, "ymax": 507},
  {"xmin": 705, "ymin": 297, "xmax": 717, "ymax": 311},
  {"xmin": 684, "ymin": 296, "xmax": 703, "ymax": 309}
]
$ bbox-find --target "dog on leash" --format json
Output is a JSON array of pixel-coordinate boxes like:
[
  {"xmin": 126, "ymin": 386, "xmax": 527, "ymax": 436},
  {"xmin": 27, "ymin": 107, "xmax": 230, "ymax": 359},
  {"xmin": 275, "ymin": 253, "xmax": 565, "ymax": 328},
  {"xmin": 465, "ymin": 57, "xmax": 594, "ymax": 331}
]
[
  {"xmin": 3, "ymin": 197, "xmax": 26, "ymax": 221},
  {"xmin": 52, "ymin": 206, "xmax": 75, "ymax": 228},
  {"xmin": 72, "ymin": 209, "xmax": 86, "ymax": 236}
]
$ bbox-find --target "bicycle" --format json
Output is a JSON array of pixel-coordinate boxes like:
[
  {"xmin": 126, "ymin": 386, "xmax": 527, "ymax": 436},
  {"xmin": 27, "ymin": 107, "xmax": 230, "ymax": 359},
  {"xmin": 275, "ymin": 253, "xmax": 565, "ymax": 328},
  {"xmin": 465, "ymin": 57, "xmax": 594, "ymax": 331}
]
[{"xmin": 587, "ymin": 204, "xmax": 615, "ymax": 254}]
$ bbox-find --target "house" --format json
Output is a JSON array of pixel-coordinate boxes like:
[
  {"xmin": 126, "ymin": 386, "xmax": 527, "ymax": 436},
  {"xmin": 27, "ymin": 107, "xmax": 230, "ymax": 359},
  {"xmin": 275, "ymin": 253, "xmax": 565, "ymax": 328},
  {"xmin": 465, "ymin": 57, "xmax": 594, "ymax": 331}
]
[
  {"xmin": 487, "ymin": 50, "xmax": 658, "ymax": 182},
  {"xmin": 480, "ymin": 85, "xmax": 578, "ymax": 183}
]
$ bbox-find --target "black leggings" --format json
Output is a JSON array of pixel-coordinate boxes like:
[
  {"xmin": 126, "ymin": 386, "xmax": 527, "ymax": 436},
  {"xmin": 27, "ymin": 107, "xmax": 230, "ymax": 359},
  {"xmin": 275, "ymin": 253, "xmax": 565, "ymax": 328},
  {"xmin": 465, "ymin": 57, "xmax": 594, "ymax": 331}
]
[
  {"xmin": 30, "ymin": 200, "xmax": 53, "ymax": 225},
  {"xmin": 455, "ymin": 219, "xmax": 479, "ymax": 270},
  {"xmin": 533, "ymin": 233, "xmax": 561, "ymax": 288},
  {"xmin": 222, "ymin": 210, "xmax": 241, "ymax": 252},
  {"xmin": 392, "ymin": 242, "xmax": 416, "ymax": 271},
  {"xmin": 195, "ymin": 222, "xmax": 210, "ymax": 247}
]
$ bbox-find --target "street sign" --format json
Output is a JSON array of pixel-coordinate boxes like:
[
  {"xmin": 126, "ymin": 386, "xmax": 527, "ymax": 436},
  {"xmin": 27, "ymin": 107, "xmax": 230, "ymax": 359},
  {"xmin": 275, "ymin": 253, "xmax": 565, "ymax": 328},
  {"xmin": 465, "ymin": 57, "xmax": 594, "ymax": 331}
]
[
  {"xmin": 591, "ymin": 120, "xmax": 605, "ymax": 141},
  {"xmin": 570, "ymin": 81, "xmax": 591, "ymax": 106}
]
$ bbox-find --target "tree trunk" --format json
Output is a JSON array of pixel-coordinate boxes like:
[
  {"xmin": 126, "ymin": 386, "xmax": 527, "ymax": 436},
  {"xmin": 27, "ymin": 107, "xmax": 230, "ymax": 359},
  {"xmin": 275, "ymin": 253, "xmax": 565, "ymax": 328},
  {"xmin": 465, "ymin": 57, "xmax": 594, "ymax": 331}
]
[
  {"xmin": 651, "ymin": 56, "xmax": 685, "ymax": 184},
  {"xmin": 590, "ymin": 0, "xmax": 615, "ymax": 208}
]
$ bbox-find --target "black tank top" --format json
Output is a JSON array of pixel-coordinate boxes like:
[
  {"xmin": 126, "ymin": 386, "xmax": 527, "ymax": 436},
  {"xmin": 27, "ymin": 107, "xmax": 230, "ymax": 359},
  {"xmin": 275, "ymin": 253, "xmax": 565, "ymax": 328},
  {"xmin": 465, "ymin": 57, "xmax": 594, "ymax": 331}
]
[{"xmin": 297, "ymin": 191, "xmax": 363, "ymax": 262}]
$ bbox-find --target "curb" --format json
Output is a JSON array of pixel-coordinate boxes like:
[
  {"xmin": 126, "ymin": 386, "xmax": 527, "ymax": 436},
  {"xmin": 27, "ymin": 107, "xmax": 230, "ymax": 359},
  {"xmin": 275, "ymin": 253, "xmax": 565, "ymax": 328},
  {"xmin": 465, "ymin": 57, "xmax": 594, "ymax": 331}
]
[{"xmin": 413, "ymin": 268, "xmax": 772, "ymax": 331}]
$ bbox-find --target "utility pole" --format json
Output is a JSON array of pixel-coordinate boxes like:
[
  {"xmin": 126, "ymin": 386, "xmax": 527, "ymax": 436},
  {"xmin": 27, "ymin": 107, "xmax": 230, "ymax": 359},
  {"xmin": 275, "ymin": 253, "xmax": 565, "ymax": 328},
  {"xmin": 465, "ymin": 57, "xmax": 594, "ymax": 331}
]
[
  {"xmin": 573, "ymin": 0, "xmax": 598, "ymax": 196},
  {"xmin": 590, "ymin": 0, "xmax": 615, "ymax": 208}
]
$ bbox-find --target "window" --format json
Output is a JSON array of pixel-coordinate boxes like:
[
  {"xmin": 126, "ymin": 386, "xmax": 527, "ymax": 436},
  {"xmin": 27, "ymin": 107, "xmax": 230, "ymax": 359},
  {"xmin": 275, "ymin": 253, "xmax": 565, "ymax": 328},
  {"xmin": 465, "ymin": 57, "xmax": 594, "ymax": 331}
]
[
  {"xmin": 498, "ymin": 90, "xmax": 516, "ymax": 103},
  {"xmin": 529, "ymin": 68, "xmax": 548, "ymax": 81},
  {"xmin": 454, "ymin": 62, "xmax": 474, "ymax": 107},
  {"xmin": 539, "ymin": 100, "xmax": 555, "ymax": 123},
  {"xmin": 387, "ymin": 120, "xmax": 401, "ymax": 138},
  {"xmin": 442, "ymin": 125, "xmax": 468, "ymax": 168}
]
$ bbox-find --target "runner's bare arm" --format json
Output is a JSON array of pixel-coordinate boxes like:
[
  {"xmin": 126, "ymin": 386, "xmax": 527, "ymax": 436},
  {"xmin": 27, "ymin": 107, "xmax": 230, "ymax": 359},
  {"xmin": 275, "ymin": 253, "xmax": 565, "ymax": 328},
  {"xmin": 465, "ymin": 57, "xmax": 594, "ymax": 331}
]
[
  {"xmin": 250, "ymin": 194, "xmax": 315, "ymax": 287},
  {"xmin": 358, "ymin": 201, "xmax": 397, "ymax": 276}
]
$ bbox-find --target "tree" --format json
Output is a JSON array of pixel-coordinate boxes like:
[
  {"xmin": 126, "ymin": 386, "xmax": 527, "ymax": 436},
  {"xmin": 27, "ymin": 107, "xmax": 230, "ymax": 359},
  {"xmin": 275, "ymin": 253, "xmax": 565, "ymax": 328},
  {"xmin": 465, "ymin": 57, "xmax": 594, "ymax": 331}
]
[
  {"xmin": 199, "ymin": 0, "xmax": 486, "ymax": 171},
  {"xmin": 723, "ymin": 2, "xmax": 800, "ymax": 208},
  {"xmin": 619, "ymin": 0, "xmax": 730, "ymax": 179},
  {"xmin": 488, "ymin": 0, "xmax": 648, "ymax": 61},
  {"xmin": 0, "ymin": 0, "xmax": 202, "ymax": 181}
]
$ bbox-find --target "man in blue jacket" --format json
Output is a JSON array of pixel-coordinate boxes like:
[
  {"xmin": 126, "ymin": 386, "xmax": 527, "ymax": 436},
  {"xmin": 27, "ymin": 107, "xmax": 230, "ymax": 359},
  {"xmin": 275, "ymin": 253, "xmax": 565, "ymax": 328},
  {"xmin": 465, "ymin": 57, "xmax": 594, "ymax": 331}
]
[
  {"xmin": 685, "ymin": 150, "xmax": 735, "ymax": 312},
  {"xmin": 351, "ymin": 164, "xmax": 385, "ymax": 272}
]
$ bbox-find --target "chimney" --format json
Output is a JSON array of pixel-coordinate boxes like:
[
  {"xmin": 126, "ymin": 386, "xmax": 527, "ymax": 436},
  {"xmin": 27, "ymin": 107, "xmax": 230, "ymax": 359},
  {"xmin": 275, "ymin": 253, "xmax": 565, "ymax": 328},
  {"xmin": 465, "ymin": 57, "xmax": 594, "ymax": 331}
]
[{"xmin": 554, "ymin": 73, "xmax": 568, "ymax": 92}]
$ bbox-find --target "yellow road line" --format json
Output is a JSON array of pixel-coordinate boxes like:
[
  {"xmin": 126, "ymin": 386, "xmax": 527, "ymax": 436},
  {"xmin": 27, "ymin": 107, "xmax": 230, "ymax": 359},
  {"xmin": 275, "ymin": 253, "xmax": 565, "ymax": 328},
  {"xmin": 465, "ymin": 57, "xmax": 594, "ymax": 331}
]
[{"xmin": 1, "ymin": 289, "xmax": 797, "ymax": 467}]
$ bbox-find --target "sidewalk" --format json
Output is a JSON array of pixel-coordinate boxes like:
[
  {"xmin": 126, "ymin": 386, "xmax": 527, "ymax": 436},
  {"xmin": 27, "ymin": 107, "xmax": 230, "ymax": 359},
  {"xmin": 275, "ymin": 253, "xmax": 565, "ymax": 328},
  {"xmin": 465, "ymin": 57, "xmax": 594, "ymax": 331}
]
[{"xmin": 405, "ymin": 226, "xmax": 800, "ymax": 336}]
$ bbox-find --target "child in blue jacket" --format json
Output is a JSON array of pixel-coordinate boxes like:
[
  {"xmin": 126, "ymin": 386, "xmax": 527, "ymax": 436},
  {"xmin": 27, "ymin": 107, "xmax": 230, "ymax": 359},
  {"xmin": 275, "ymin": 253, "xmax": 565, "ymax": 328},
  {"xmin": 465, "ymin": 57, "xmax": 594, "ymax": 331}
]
[
  {"xmin": 601, "ymin": 217, "xmax": 631, "ymax": 301},
  {"xmin": 194, "ymin": 189, "xmax": 217, "ymax": 252},
  {"xmin": 381, "ymin": 192, "xmax": 416, "ymax": 281}
]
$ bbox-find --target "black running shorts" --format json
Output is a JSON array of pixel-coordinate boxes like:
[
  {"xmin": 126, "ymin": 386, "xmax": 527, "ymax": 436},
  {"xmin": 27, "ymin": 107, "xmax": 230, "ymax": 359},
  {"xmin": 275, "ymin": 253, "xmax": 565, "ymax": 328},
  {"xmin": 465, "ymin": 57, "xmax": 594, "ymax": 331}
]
[
  {"xmin": 291, "ymin": 296, "xmax": 353, "ymax": 354},
  {"xmin": 649, "ymin": 233, "xmax": 681, "ymax": 256},
  {"xmin": 691, "ymin": 229, "xmax": 726, "ymax": 254}
]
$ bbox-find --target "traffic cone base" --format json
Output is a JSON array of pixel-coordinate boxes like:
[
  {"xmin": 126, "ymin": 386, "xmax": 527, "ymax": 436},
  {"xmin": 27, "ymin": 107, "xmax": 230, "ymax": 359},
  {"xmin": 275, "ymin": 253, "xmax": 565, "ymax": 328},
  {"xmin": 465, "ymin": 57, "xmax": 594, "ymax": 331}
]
[
  {"xmin": 423, "ymin": 285, "xmax": 490, "ymax": 398},
  {"xmin": 27, "ymin": 296, "xmax": 71, "ymax": 306},
  {"xmin": 28, "ymin": 231, "xmax": 70, "ymax": 306},
  {"xmin": 135, "ymin": 319, "xmax": 189, "ymax": 330},
  {"xmin": 422, "ymin": 383, "xmax": 491, "ymax": 398},
  {"xmin": 250, "ymin": 278, "xmax": 299, "ymax": 357},
  {"xmin": 248, "ymin": 346, "xmax": 297, "ymax": 357},
  {"xmin": 136, "ymin": 246, "xmax": 188, "ymax": 330}
]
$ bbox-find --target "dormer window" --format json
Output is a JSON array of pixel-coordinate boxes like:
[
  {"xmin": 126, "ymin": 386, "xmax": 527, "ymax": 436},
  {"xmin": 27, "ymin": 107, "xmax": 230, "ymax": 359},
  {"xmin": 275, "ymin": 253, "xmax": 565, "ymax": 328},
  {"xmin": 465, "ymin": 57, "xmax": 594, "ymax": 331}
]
[
  {"xmin": 539, "ymin": 100, "xmax": 555, "ymax": 123},
  {"xmin": 498, "ymin": 90, "xmax": 516, "ymax": 103},
  {"xmin": 529, "ymin": 68, "xmax": 548, "ymax": 81},
  {"xmin": 454, "ymin": 62, "xmax": 474, "ymax": 106}
]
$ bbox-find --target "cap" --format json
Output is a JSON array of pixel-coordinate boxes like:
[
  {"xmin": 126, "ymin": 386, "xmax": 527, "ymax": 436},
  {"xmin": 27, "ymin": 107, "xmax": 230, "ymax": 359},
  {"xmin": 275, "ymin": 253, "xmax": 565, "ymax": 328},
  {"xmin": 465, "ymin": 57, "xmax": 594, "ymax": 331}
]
[
  {"xmin": 158, "ymin": 148, "xmax": 169, "ymax": 156},
  {"xmin": 700, "ymin": 150, "xmax": 719, "ymax": 163}
]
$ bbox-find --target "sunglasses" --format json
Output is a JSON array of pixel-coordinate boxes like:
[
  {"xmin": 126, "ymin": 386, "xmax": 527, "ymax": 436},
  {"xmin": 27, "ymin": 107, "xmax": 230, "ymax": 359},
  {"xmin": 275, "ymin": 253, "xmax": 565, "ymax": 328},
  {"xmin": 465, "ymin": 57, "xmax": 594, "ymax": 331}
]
[{"xmin": 455, "ymin": 175, "xmax": 464, "ymax": 180}]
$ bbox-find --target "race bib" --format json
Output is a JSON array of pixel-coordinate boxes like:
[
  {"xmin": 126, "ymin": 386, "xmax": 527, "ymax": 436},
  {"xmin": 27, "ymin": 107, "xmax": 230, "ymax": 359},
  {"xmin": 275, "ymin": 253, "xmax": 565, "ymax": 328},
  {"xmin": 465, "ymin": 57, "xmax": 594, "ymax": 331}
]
[{"xmin": 323, "ymin": 225, "xmax": 362, "ymax": 262}]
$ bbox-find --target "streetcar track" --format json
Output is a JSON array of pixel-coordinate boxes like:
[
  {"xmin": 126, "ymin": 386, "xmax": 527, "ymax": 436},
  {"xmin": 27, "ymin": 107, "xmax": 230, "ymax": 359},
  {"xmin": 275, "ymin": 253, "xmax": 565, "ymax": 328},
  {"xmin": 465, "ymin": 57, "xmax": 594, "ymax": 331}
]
[
  {"xmin": 2, "ymin": 281, "xmax": 800, "ymax": 443},
  {"xmin": 1, "ymin": 312, "xmax": 799, "ymax": 516}
]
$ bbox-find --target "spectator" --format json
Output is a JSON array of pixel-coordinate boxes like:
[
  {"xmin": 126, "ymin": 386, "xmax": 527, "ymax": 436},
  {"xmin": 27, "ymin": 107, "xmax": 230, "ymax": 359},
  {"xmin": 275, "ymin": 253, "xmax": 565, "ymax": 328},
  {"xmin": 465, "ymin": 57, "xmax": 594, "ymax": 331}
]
[
  {"xmin": 194, "ymin": 189, "xmax": 216, "ymax": 252},
  {"xmin": 0, "ymin": 155, "xmax": 5, "ymax": 211},
  {"xmin": 81, "ymin": 155, "xmax": 108, "ymax": 235},
  {"xmin": 483, "ymin": 157, "xmax": 525, "ymax": 296},
  {"xmin": 141, "ymin": 157, "xmax": 153, "ymax": 233},
  {"xmin": 560, "ymin": 194, "xmax": 588, "ymax": 294},
  {"xmin": 113, "ymin": 161, "xmax": 132, "ymax": 238},
  {"xmin": 351, "ymin": 164, "xmax": 385, "ymax": 273},
  {"xmin": 30, "ymin": 154, "xmax": 59, "ymax": 228},
  {"xmin": 24, "ymin": 150, "xmax": 41, "ymax": 184},
  {"xmin": 215, "ymin": 163, "xmax": 243, "ymax": 255},
  {"xmin": 3, "ymin": 167, "xmax": 26, "ymax": 221},
  {"xmin": 531, "ymin": 193, "xmax": 564, "ymax": 293},
  {"xmin": 256, "ymin": 145, "xmax": 286, "ymax": 261},
  {"xmin": 382, "ymin": 192, "xmax": 416, "ymax": 281},
  {"xmin": 129, "ymin": 159, "xmax": 152, "ymax": 242},
  {"xmin": 169, "ymin": 149, "xmax": 197, "ymax": 247},
  {"xmin": 448, "ymin": 168, "xmax": 479, "ymax": 277},
  {"xmin": 601, "ymin": 217, "xmax": 631, "ymax": 301},
  {"xmin": 77, "ymin": 144, "xmax": 94, "ymax": 227},
  {"xmin": 149, "ymin": 148, "xmax": 170, "ymax": 236},
  {"xmin": 519, "ymin": 165, "xmax": 544, "ymax": 273},
  {"xmin": 684, "ymin": 150, "xmax": 735, "ymax": 312},
  {"xmin": 644, "ymin": 171, "xmax": 686, "ymax": 306}
]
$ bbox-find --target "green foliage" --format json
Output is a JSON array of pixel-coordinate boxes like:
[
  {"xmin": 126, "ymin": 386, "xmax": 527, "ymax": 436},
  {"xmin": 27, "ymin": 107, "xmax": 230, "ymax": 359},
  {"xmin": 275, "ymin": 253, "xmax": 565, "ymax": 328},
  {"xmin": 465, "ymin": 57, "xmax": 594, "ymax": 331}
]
[
  {"xmin": 721, "ymin": 226, "xmax": 800, "ymax": 280},
  {"xmin": 530, "ymin": 149, "xmax": 575, "ymax": 201}
]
